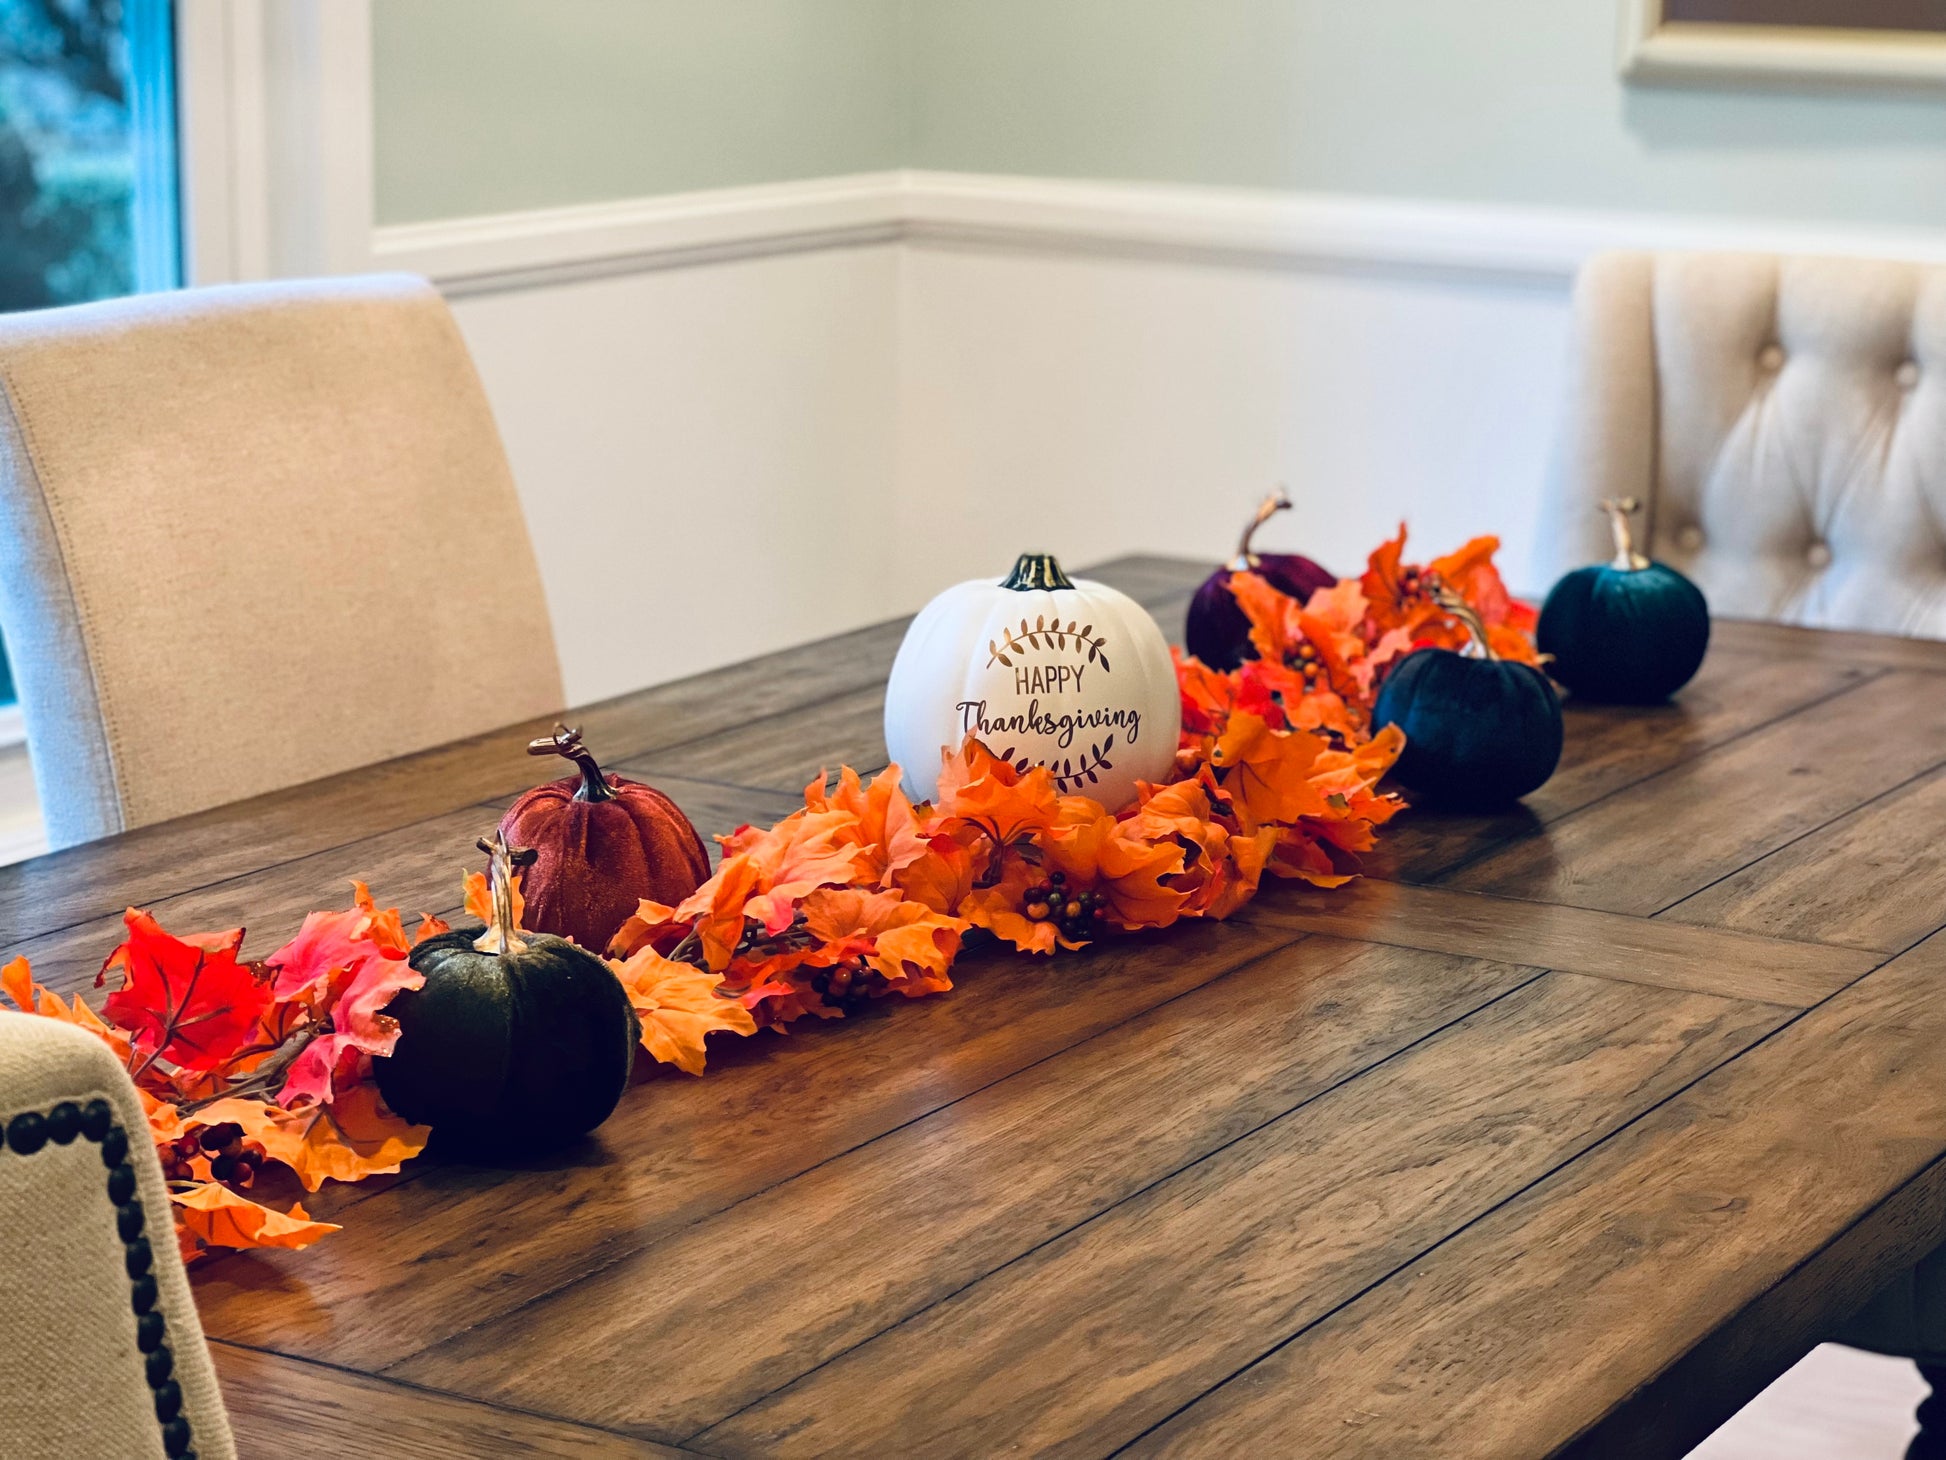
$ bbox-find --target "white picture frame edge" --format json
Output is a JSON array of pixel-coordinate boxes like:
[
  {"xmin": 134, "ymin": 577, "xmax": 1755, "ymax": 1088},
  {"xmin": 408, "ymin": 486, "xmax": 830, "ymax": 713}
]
[{"xmin": 1619, "ymin": 0, "xmax": 1946, "ymax": 92}]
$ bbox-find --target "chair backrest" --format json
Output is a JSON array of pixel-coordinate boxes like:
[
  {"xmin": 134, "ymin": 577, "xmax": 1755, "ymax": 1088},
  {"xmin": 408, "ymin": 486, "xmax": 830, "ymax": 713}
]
[
  {"xmin": 0, "ymin": 275, "xmax": 564, "ymax": 848},
  {"xmin": 1544, "ymin": 250, "xmax": 1946, "ymax": 639},
  {"xmin": 0, "ymin": 1012, "xmax": 235, "ymax": 1460}
]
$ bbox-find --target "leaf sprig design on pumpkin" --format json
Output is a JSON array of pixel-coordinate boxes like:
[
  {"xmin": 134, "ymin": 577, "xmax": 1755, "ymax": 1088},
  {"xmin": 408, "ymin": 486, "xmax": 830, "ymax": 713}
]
[
  {"xmin": 1001, "ymin": 736, "xmax": 1117, "ymax": 794},
  {"xmin": 987, "ymin": 616, "xmax": 1111, "ymax": 673}
]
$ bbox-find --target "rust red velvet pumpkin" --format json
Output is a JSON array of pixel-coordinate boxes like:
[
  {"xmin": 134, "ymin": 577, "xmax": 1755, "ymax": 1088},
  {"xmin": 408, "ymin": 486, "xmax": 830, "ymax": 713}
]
[{"xmin": 498, "ymin": 726, "xmax": 710, "ymax": 955}]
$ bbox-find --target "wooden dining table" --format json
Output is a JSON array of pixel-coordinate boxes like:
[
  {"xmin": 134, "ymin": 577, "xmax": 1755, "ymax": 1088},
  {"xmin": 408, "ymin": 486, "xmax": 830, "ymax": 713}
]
[{"xmin": 8, "ymin": 553, "xmax": 1946, "ymax": 1459}]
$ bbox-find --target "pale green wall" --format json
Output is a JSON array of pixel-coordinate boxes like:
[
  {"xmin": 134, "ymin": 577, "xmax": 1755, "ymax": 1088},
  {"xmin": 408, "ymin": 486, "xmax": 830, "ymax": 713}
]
[
  {"xmin": 904, "ymin": 0, "xmax": 1946, "ymax": 227},
  {"xmin": 372, "ymin": 0, "xmax": 904, "ymax": 224},
  {"xmin": 374, "ymin": 0, "xmax": 1946, "ymax": 229}
]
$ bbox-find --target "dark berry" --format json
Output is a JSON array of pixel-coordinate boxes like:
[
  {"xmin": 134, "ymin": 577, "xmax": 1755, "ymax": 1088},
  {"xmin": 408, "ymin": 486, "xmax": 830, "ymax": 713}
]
[
  {"xmin": 7, "ymin": 1111, "xmax": 47, "ymax": 1155},
  {"xmin": 1048, "ymin": 872, "xmax": 1066, "ymax": 886},
  {"xmin": 47, "ymin": 1101, "xmax": 81, "ymax": 1144},
  {"xmin": 198, "ymin": 1122, "xmax": 243, "ymax": 1155},
  {"xmin": 210, "ymin": 1154, "xmax": 237, "ymax": 1183}
]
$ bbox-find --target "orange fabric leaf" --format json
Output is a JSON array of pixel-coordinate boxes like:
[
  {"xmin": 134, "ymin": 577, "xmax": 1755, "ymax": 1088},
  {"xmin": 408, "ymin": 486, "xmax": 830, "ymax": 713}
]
[
  {"xmin": 195, "ymin": 1085, "xmax": 430, "ymax": 1192},
  {"xmin": 1209, "ymin": 714, "xmax": 1328, "ymax": 830},
  {"xmin": 171, "ymin": 1182, "xmax": 340, "ymax": 1261},
  {"xmin": 610, "ymin": 946, "xmax": 757, "ymax": 1075}
]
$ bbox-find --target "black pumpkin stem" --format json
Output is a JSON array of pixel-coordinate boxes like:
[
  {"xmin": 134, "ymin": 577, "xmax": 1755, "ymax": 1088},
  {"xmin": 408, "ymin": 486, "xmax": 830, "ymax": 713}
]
[
  {"xmin": 1432, "ymin": 585, "xmax": 1499, "ymax": 662},
  {"xmin": 528, "ymin": 723, "xmax": 616, "ymax": 803},
  {"xmin": 1229, "ymin": 487, "xmax": 1293, "ymax": 571},
  {"xmin": 1601, "ymin": 498, "xmax": 1650, "ymax": 571},
  {"xmin": 474, "ymin": 832, "xmax": 535, "ymax": 956},
  {"xmin": 1001, "ymin": 552, "xmax": 1077, "ymax": 592}
]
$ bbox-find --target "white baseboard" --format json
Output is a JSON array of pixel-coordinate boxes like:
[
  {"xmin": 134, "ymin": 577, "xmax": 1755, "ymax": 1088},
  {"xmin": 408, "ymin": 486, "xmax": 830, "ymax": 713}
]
[{"xmin": 373, "ymin": 168, "xmax": 1946, "ymax": 298}]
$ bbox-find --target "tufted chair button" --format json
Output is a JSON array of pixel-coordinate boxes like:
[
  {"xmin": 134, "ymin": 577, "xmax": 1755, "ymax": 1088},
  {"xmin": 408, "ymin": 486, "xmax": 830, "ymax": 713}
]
[
  {"xmin": 1676, "ymin": 525, "xmax": 1704, "ymax": 551},
  {"xmin": 1897, "ymin": 360, "xmax": 1921, "ymax": 390},
  {"xmin": 1759, "ymin": 344, "xmax": 1786, "ymax": 372},
  {"xmin": 1805, "ymin": 541, "xmax": 1833, "ymax": 570}
]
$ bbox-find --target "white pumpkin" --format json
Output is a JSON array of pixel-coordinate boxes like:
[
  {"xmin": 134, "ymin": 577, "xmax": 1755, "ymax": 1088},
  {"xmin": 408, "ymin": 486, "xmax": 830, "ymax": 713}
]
[{"xmin": 885, "ymin": 552, "xmax": 1181, "ymax": 811}]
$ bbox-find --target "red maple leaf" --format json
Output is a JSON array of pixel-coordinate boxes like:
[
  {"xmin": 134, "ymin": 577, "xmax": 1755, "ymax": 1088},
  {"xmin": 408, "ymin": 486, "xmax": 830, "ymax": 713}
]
[{"xmin": 99, "ymin": 909, "xmax": 273, "ymax": 1074}]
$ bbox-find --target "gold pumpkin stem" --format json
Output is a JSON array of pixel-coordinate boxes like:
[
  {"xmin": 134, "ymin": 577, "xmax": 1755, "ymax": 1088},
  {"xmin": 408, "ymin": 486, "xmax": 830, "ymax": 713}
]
[
  {"xmin": 1601, "ymin": 497, "xmax": 1650, "ymax": 571},
  {"xmin": 1229, "ymin": 487, "xmax": 1293, "ymax": 571},
  {"xmin": 473, "ymin": 832, "xmax": 534, "ymax": 956},
  {"xmin": 1431, "ymin": 585, "xmax": 1499, "ymax": 662}
]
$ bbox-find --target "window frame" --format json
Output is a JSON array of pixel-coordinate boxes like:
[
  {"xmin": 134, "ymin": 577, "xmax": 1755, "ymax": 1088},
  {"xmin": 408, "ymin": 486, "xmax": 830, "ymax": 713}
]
[{"xmin": 174, "ymin": 0, "xmax": 372, "ymax": 285}]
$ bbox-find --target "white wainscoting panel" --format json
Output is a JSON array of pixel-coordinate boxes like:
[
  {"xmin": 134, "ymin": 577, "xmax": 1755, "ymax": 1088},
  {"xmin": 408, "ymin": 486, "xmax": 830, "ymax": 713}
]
[{"xmin": 448, "ymin": 241, "xmax": 901, "ymax": 706}]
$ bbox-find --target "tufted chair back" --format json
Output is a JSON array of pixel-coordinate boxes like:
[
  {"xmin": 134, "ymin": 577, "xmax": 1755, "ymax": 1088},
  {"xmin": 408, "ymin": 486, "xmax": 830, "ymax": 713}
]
[{"xmin": 1544, "ymin": 250, "xmax": 1946, "ymax": 638}]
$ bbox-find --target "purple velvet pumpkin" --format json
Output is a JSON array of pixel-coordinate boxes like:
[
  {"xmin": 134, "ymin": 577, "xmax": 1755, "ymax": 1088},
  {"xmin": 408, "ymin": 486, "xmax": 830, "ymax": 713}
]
[{"xmin": 1185, "ymin": 490, "xmax": 1335, "ymax": 670}]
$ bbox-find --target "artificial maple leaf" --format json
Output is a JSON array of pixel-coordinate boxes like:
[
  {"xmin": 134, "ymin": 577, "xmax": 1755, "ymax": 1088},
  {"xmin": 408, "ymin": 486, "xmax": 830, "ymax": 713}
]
[
  {"xmin": 1041, "ymin": 801, "xmax": 1187, "ymax": 932},
  {"xmin": 672, "ymin": 856, "xmax": 762, "ymax": 971},
  {"xmin": 609, "ymin": 945, "xmax": 758, "ymax": 1075},
  {"xmin": 604, "ymin": 898, "xmax": 684, "ymax": 961},
  {"xmin": 799, "ymin": 886, "xmax": 967, "ymax": 995},
  {"xmin": 804, "ymin": 765, "xmax": 932, "ymax": 886},
  {"xmin": 933, "ymin": 738, "xmax": 1059, "ymax": 853},
  {"xmin": 193, "ymin": 1084, "xmax": 429, "ymax": 1192},
  {"xmin": 734, "ymin": 811, "xmax": 869, "ymax": 933},
  {"xmin": 98, "ymin": 910, "xmax": 272, "ymax": 1074},
  {"xmin": 890, "ymin": 833, "xmax": 979, "ymax": 916},
  {"xmin": 171, "ymin": 1182, "xmax": 340, "ymax": 1262},
  {"xmin": 413, "ymin": 913, "xmax": 450, "ymax": 945},
  {"xmin": 261, "ymin": 885, "xmax": 425, "ymax": 1105},
  {"xmin": 1174, "ymin": 650, "xmax": 1237, "ymax": 740},
  {"xmin": 1208, "ymin": 714, "xmax": 1329, "ymax": 830}
]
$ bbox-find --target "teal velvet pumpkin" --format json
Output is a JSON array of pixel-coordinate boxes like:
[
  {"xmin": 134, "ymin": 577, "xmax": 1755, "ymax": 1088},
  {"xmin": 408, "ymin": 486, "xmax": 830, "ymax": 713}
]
[
  {"xmin": 1373, "ymin": 633, "xmax": 1563, "ymax": 809},
  {"xmin": 1537, "ymin": 499, "xmax": 1709, "ymax": 705}
]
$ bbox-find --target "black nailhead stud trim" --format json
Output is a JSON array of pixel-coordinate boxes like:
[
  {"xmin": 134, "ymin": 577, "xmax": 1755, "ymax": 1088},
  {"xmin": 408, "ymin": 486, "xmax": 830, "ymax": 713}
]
[
  {"xmin": 99, "ymin": 1125, "xmax": 128, "ymax": 1168},
  {"xmin": 118, "ymin": 1202, "xmax": 146, "ymax": 1242},
  {"xmin": 152, "ymin": 1378, "xmax": 181, "ymax": 1421},
  {"xmin": 145, "ymin": 1345, "xmax": 173, "ymax": 1388},
  {"xmin": 46, "ymin": 1100, "xmax": 80, "ymax": 1144},
  {"xmin": 161, "ymin": 1416, "xmax": 192, "ymax": 1457},
  {"xmin": 107, "ymin": 1163, "xmax": 136, "ymax": 1205},
  {"xmin": 137, "ymin": 1311, "xmax": 165, "ymax": 1354},
  {"xmin": 125, "ymin": 1237, "xmax": 153, "ymax": 1279},
  {"xmin": 7, "ymin": 1111, "xmax": 47, "ymax": 1155},
  {"xmin": 80, "ymin": 1098, "xmax": 112, "ymax": 1141},
  {"xmin": 129, "ymin": 1273, "xmax": 158, "ymax": 1315}
]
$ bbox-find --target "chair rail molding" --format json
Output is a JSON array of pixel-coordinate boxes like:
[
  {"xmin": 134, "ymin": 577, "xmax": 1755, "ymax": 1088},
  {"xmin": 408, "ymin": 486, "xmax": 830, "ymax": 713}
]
[
  {"xmin": 176, "ymin": 0, "xmax": 374, "ymax": 285},
  {"xmin": 370, "ymin": 169, "xmax": 1946, "ymax": 299}
]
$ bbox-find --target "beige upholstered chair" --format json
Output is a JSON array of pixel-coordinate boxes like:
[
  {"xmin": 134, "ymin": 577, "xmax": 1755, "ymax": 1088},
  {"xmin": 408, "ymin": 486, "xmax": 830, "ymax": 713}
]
[
  {"xmin": 1554, "ymin": 248, "xmax": 1946, "ymax": 1451},
  {"xmin": 1544, "ymin": 250, "xmax": 1946, "ymax": 640},
  {"xmin": 0, "ymin": 1013, "xmax": 235, "ymax": 1459},
  {"xmin": 0, "ymin": 275, "xmax": 564, "ymax": 849}
]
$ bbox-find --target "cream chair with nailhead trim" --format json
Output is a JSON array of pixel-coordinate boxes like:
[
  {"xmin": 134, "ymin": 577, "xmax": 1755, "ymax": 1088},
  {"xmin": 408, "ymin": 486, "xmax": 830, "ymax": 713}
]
[
  {"xmin": 0, "ymin": 275, "xmax": 565, "ymax": 850},
  {"xmin": 0, "ymin": 1012, "xmax": 234, "ymax": 1459},
  {"xmin": 1541, "ymin": 250, "xmax": 1946, "ymax": 639}
]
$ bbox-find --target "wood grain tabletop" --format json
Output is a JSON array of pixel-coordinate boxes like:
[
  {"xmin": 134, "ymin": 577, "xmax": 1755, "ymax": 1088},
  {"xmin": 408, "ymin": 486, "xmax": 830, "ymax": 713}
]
[{"xmin": 9, "ymin": 554, "xmax": 1943, "ymax": 1459}]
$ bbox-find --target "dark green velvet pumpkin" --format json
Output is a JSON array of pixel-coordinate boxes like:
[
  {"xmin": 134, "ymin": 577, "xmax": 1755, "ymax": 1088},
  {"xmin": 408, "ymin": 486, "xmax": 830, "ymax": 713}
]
[
  {"xmin": 374, "ymin": 835, "xmax": 639, "ymax": 1152},
  {"xmin": 1373, "ymin": 598, "xmax": 1562, "ymax": 809},
  {"xmin": 1538, "ymin": 498, "xmax": 1710, "ymax": 705}
]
